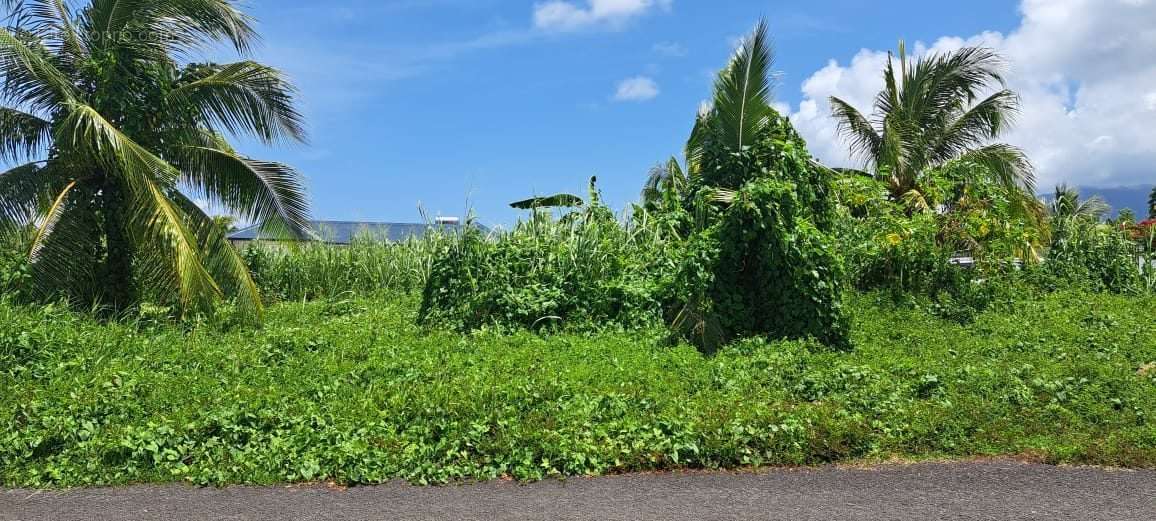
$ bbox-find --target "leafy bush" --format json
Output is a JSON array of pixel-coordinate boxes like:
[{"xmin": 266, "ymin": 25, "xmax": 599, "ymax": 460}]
[
  {"xmin": 665, "ymin": 38, "xmax": 850, "ymax": 351},
  {"xmin": 418, "ymin": 210, "xmax": 676, "ymax": 332},
  {"xmin": 672, "ymin": 175, "xmax": 849, "ymax": 350},
  {"xmin": 0, "ymin": 231, "xmax": 30, "ymax": 299},
  {"xmin": 840, "ymin": 210, "xmax": 954, "ymax": 292}
]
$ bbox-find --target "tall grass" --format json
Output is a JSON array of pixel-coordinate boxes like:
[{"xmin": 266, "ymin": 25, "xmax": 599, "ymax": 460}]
[
  {"xmin": 242, "ymin": 232, "xmax": 462, "ymax": 302},
  {"xmin": 241, "ymin": 211, "xmax": 680, "ymax": 316},
  {"xmin": 418, "ymin": 208, "xmax": 682, "ymax": 331}
]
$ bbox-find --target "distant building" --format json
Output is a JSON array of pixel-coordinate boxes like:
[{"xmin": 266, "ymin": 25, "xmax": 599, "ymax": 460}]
[{"xmin": 227, "ymin": 218, "xmax": 484, "ymax": 247}]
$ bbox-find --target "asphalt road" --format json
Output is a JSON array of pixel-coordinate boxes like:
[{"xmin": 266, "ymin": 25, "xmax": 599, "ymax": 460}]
[{"xmin": 3, "ymin": 461, "xmax": 1155, "ymax": 521}]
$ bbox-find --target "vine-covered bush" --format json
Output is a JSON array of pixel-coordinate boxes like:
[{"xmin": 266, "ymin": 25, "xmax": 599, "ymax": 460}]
[
  {"xmin": 668, "ymin": 109, "xmax": 850, "ymax": 351},
  {"xmin": 651, "ymin": 21, "xmax": 850, "ymax": 352},
  {"xmin": 673, "ymin": 176, "xmax": 849, "ymax": 350},
  {"xmin": 418, "ymin": 210, "xmax": 675, "ymax": 332}
]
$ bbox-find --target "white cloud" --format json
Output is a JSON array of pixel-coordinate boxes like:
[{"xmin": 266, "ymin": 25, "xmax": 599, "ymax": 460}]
[
  {"xmin": 785, "ymin": 0, "xmax": 1156, "ymax": 188},
  {"xmin": 533, "ymin": 0, "xmax": 672, "ymax": 32},
  {"xmin": 614, "ymin": 76, "xmax": 660, "ymax": 102},
  {"xmin": 652, "ymin": 41, "xmax": 687, "ymax": 57}
]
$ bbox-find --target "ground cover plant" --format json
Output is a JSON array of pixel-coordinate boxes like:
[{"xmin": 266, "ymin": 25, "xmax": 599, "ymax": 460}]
[{"xmin": 2, "ymin": 288, "xmax": 1155, "ymax": 487}]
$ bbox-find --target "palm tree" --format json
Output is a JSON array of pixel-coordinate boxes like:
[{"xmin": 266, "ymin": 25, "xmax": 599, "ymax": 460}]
[
  {"xmin": 640, "ymin": 21, "xmax": 786, "ymax": 215},
  {"xmin": 1048, "ymin": 184, "xmax": 1110, "ymax": 222},
  {"xmin": 687, "ymin": 20, "xmax": 777, "ymax": 189},
  {"xmin": 0, "ymin": 0, "xmax": 309, "ymax": 317},
  {"xmin": 829, "ymin": 42, "xmax": 1035, "ymax": 208},
  {"xmin": 640, "ymin": 156, "xmax": 688, "ymax": 208}
]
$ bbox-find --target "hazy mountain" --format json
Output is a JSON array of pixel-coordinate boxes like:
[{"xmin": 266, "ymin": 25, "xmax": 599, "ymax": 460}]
[
  {"xmin": 1039, "ymin": 185, "xmax": 1153, "ymax": 218},
  {"xmin": 1079, "ymin": 185, "xmax": 1154, "ymax": 218}
]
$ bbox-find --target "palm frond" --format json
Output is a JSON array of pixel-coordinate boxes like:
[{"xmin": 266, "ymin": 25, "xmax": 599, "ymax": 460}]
[
  {"xmin": 169, "ymin": 61, "xmax": 305, "ymax": 144},
  {"xmin": 0, "ymin": 107, "xmax": 50, "ymax": 162},
  {"xmin": 710, "ymin": 19, "xmax": 775, "ymax": 150},
  {"xmin": 899, "ymin": 189, "xmax": 930, "ymax": 213},
  {"xmin": 1049, "ymin": 183, "xmax": 1110, "ymax": 222},
  {"xmin": 0, "ymin": 160, "xmax": 64, "ymax": 230},
  {"xmin": 17, "ymin": 0, "xmax": 85, "ymax": 60},
  {"xmin": 510, "ymin": 193, "xmax": 584, "ymax": 210},
  {"xmin": 81, "ymin": 0, "xmax": 256, "ymax": 58},
  {"xmin": 829, "ymin": 96, "xmax": 882, "ymax": 168},
  {"xmin": 177, "ymin": 141, "xmax": 312, "ymax": 239},
  {"xmin": 685, "ymin": 111, "xmax": 709, "ymax": 176},
  {"xmin": 56, "ymin": 103, "xmax": 179, "ymax": 187},
  {"xmin": 641, "ymin": 156, "xmax": 689, "ymax": 204},
  {"xmin": 123, "ymin": 175, "xmax": 223, "ymax": 314},
  {"xmin": 956, "ymin": 143, "xmax": 1035, "ymax": 194},
  {"xmin": 0, "ymin": 26, "xmax": 78, "ymax": 110},
  {"xmin": 23, "ymin": 178, "xmax": 104, "ymax": 304},
  {"xmin": 931, "ymin": 89, "xmax": 1019, "ymax": 164},
  {"xmin": 1148, "ymin": 186, "xmax": 1156, "ymax": 219},
  {"xmin": 170, "ymin": 190, "xmax": 262, "ymax": 317},
  {"xmin": 874, "ymin": 49, "xmax": 901, "ymax": 129},
  {"xmin": 27, "ymin": 177, "xmax": 76, "ymax": 259}
]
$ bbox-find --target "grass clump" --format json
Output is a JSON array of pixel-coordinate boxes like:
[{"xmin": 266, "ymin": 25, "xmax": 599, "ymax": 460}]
[{"xmin": 2, "ymin": 289, "xmax": 1154, "ymax": 487}]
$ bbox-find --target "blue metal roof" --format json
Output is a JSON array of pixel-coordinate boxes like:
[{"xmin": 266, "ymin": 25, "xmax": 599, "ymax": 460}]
[{"xmin": 228, "ymin": 220, "xmax": 485, "ymax": 245}]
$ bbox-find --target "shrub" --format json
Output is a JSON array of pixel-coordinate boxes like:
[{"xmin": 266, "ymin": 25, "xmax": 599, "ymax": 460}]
[
  {"xmin": 418, "ymin": 210, "xmax": 675, "ymax": 332},
  {"xmin": 669, "ymin": 110, "xmax": 850, "ymax": 351},
  {"xmin": 0, "ymin": 231, "xmax": 29, "ymax": 299},
  {"xmin": 656, "ymin": 21, "xmax": 849, "ymax": 352},
  {"xmin": 672, "ymin": 176, "xmax": 849, "ymax": 351}
]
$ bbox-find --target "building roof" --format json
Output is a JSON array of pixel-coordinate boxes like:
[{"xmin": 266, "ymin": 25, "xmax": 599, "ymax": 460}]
[{"xmin": 228, "ymin": 220, "xmax": 485, "ymax": 245}]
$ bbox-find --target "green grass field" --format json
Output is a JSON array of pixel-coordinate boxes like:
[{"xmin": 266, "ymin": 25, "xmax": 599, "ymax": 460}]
[{"xmin": 3, "ymin": 289, "xmax": 1155, "ymax": 487}]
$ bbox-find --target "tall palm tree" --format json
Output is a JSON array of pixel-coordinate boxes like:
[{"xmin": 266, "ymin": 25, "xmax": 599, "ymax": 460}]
[
  {"xmin": 0, "ymin": 0, "xmax": 309, "ymax": 317},
  {"xmin": 829, "ymin": 42, "xmax": 1035, "ymax": 207}
]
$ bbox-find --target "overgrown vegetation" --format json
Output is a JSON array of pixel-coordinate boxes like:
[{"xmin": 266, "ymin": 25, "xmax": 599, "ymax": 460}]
[
  {"xmin": 418, "ymin": 208, "xmax": 675, "ymax": 332},
  {"xmin": 662, "ymin": 23, "xmax": 848, "ymax": 351},
  {"xmin": 1, "ymin": 8, "xmax": 1154, "ymax": 490},
  {"xmin": 419, "ymin": 22, "xmax": 850, "ymax": 351},
  {"xmin": 0, "ymin": 228, "xmax": 29, "ymax": 297},
  {"xmin": 242, "ymin": 234, "xmax": 454, "ymax": 302},
  {"xmin": 2, "ymin": 290, "xmax": 1154, "ymax": 487}
]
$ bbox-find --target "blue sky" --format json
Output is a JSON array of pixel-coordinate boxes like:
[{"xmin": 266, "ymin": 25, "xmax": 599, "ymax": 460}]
[{"xmin": 229, "ymin": 1, "xmax": 1049, "ymax": 226}]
